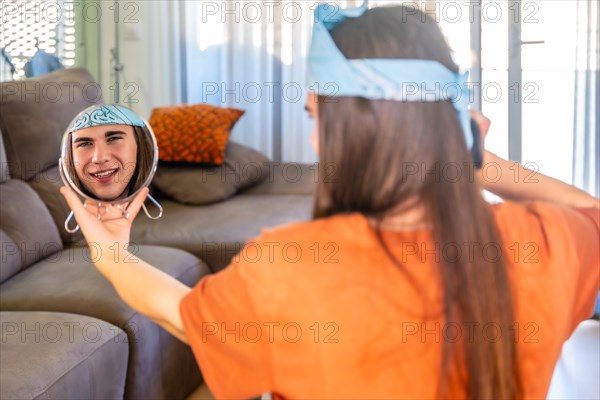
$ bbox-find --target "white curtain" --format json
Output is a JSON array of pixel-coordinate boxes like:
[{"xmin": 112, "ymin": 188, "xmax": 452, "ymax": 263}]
[
  {"xmin": 183, "ymin": 0, "xmax": 322, "ymax": 162},
  {"xmin": 572, "ymin": 0, "xmax": 599, "ymax": 197},
  {"xmin": 94, "ymin": 0, "xmax": 184, "ymax": 118}
]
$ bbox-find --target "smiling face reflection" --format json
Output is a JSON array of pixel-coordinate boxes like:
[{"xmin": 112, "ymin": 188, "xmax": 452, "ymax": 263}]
[{"xmin": 71, "ymin": 124, "xmax": 138, "ymax": 201}]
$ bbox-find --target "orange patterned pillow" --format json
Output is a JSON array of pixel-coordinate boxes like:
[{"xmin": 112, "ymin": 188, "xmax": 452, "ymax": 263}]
[{"xmin": 149, "ymin": 104, "xmax": 244, "ymax": 165}]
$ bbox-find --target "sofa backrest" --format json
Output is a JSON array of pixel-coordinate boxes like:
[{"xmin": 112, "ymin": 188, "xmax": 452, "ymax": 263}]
[
  {"xmin": 0, "ymin": 133, "xmax": 63, "ymax": 284},
  {"xmin": 0, "ymin": 68, "xmax": 101, "ymax": 181},
  {"xmin": 0, "ymin": 68, "xmax": 102, "ymax": 244}
]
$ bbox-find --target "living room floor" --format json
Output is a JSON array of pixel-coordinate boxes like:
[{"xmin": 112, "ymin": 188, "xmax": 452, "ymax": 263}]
[{"xmin": 185, "ymin": 320, "xmax": 599, "ymax": 399}]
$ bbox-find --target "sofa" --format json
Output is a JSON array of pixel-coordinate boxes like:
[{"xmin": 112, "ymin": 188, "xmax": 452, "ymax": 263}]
[{"xmin": 0, "ymin": 68, "xmax": 314, "ymax": 399}]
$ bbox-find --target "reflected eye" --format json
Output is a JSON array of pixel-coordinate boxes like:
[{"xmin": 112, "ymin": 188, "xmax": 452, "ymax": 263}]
[{"xmin": 75, "ymin": 141, "xmax": 92, "ymax": 148}]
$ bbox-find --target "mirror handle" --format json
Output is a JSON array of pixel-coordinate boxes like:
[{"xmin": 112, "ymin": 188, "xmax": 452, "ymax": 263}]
[
  {"xmin": 64, "ymin": 210, "xmax": 80, "ymax": 233},
  {"xmin": 142, "ymin": 193, "xmax": 163, "ymax": 220}
]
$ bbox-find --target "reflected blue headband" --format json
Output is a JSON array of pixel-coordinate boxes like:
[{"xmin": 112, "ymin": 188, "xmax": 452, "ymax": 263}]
[
  {"xmin": 70, "ymin": 104, "xmax": 145, "ymax": 132},
  {"xmin": 307, "ymin": 0, "xmax": 473, "ymax": 149}
]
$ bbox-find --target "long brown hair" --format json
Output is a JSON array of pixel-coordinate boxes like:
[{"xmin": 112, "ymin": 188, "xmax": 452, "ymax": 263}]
[{"xmin": 313, "ymin": 6, "xmax": 521, "ymax": 399}]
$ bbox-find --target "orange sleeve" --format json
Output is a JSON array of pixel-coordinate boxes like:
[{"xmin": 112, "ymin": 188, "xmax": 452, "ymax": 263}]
[
  {"xmin": 526, "ymin": 203, "xmax": 599, "ymax": 332},
  {"xmin": 566, "ymin": 207, "xmax": 600, "ymax": 323},
  {"xmin": 179, "ymin": 235, "xmax": 284, "ymax": 399}
]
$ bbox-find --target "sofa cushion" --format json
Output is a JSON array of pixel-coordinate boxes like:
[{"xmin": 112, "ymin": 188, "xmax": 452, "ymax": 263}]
[
  {"xmin": 130, "ymin": 195, "xmax": 313, "ymax": 272},
  {"xmin": 0, "ymin": 245, "xmax": 210, "ymax": 399},
  {"xmin": 153, "ymin": 141, "xmax": 270, "ymax": 205},
  {"xmin": 149, "ymin": 104, "xmax": 244, "ymax": 165},
  {"xmin": 0, "ymin": 180, "xmax": 62, "ymax": 283},
  {"xmin": 0, "ymin": 230, "xmax": 21, "ymax": 284},
  {"xmin": 0, "ymin": 68, "xmax": 101, "ymax": 181},
  {"xmin": 28, "ymin": 165, "xmax": 83, "ymax": 245},
  {"xmin": 0, "ymin": 311, "xmax": 128, "ymax": 400}
]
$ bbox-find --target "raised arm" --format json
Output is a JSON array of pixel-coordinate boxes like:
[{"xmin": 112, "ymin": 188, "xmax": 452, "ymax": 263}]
[
  {"xmin": 470, "ymin": 111, "xmax": 599, "ymax": 209},
  {"xmin": 60, "ymin": 187, "xmax": 190, "ymax": 343},
  {"xmin": 479, "ymin": 151, "xmax": 599, "ymax": 209},
  {"xmin": 97, "ymin": 251, "xmax": 190, "ymax": 343}
]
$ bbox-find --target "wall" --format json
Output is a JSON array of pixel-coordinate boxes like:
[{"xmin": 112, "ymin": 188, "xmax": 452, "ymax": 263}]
[{"xmin": 76, "ymin": 0, "xmax": 183, "ymax": 120}]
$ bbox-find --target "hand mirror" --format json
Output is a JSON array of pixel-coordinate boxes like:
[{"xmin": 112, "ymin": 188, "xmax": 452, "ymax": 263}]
[{"xmin": 59, "ymin": 104, "xmax": 163, "ymax": 233}]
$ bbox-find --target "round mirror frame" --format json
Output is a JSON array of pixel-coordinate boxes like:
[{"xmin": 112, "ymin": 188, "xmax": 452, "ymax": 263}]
[{"xmin": 59, "ymin": 104, "xmax": 159, "ymax": 206}]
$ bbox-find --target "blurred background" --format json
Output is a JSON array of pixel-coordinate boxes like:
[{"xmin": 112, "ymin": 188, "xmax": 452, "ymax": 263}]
[{"xmin": 1, "ymin": 0, "xmax": 597, "ymax": 193}]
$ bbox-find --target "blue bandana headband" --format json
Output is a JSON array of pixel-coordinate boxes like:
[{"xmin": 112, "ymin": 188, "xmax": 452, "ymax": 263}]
[
  {"xmin": 307, "ymin": 0, "xmax": 473, "ymax": 149},
  {"xmin": 70, "ymin": 104, "xmax": 145, "ymax": 132}
]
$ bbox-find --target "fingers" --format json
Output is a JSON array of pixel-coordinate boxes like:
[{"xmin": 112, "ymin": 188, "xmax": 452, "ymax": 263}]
[
  {"xmin": 469, "ymin": 110, "xmax": 490, "ymax": 128},
  {"xmin": 469, "ymin": 110, "xmax": 491, "ymax": 138},
  {"xmin": 125, "ymin": 187, "xmax": 149, "ymax": 221},
  {"xmin": 61, "ymin": 186, "xmax": 149, "ymax": 224},
  {"xmin": 86, "ymin": 201, "xmax": 126, "ymax": 222}
]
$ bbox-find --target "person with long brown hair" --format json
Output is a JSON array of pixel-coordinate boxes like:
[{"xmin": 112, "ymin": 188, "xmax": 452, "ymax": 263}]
[{"xmin": 60, "ymin": 2, "xmax": 599, "ymax": 399}]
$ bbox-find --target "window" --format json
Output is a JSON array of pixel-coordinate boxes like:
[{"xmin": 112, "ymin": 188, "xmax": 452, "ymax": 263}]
[
  {"xmin": 0, "ymin": 0, "xmax": 76, "ymax": 81},
  {"xmin": 480, "ymin": 0, "xmax": 585, "ymax": 184}
]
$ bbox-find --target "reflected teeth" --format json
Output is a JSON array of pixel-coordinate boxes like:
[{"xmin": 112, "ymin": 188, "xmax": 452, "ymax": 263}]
[{"xmin": 93, "ymin": 169, "xmax": 117, "ymax": 178}]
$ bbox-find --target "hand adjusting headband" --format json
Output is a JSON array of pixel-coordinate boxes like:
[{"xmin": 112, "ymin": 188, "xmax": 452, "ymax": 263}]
[{"xmin": 307, "ymin": 0, "xmax": 474, "ymax": 150}]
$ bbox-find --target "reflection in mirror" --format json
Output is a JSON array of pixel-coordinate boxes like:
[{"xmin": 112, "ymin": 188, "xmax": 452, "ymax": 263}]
[{"xmin": 59, "ymin": 104, "xmax": 162, "ymax": 231}]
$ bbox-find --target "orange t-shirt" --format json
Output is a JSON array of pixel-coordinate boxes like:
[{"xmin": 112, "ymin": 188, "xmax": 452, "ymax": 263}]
[{"xmin": 180, "ymin": 201, "xmax": 599, "ymax": 399}]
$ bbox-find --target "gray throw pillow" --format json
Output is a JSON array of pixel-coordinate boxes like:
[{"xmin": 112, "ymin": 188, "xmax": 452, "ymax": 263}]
[{"xmin": 152, "ymin": 141, "xmax": 270, "ymax": 205}]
